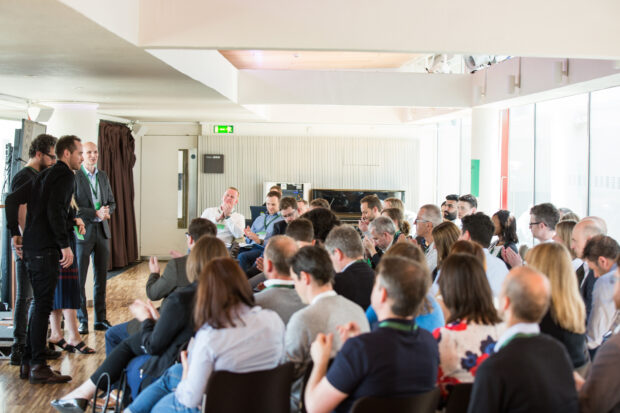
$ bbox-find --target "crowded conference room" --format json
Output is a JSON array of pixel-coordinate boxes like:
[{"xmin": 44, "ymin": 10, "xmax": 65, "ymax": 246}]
[{"xmin": 1, "ymin": 1, "xmax": 620, "ymax": 412}]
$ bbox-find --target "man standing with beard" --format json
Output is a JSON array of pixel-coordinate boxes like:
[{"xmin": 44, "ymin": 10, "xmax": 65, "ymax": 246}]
[
  {"xmin": 7, "ymin": 134, "xmax": 58, "ymax": 365},
  {"xmin": 6, "ymin": 135, "xmax": 83, "ymax": 383}
]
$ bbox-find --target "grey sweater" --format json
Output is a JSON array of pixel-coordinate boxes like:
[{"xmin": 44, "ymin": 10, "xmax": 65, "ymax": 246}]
[{"xmin": 255, "ymin": 286, "xmax": 306, "ymax": 325}]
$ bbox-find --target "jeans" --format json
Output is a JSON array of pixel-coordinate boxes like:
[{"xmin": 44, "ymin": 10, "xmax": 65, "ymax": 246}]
[
  {"xmin": 105, "ymin": 321, "xmax": 130, "ymax": 356},
  {"xmin": 127, "ymin": 364, "xmax": 199, "ymax": 413},
  {"xmin": 77, "ymin": 223, "xmax": 110, "ymax": 324},
  {"xmin": 12, "ymin": 252, "xmax": 33, "ymax": 345},
  {"xmin": 126, "ymin": 354, "xmax": 152, "ymax": 400},
  {"xmin": 24, "ymin": 248, "xmax": 60, "ymax": 365},
  {"xmin": 237, "ymin": 245, "xmax": 263, "ymax": 273}
]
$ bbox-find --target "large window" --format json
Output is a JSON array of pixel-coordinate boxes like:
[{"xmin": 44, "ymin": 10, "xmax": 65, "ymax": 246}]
[
  {"xmin": 535, "ymin": 95, "xmax": 589, "ymax": 218},
  {"xmin": 590, "ymin": 87, "xmax": 620, "ymax": 240},
  {"xmin": 507, "ymin": 104, "xmax": 535, "ymax": 246},
  {"xmin": 436, "ymin": 119, "xmax": 462, "ymax": 202},
  {"xmin": 507, "ymin": 85, "xmax": 620, "ymax": 245}
]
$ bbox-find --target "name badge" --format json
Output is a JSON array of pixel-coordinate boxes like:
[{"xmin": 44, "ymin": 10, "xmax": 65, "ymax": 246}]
[
  {"xmin": 74, "ymin": 226, "xmax": 85, "ymax": 241},
  {"xmin": 217, "ymin": 224, "xmax": 226, "ymax": 231}
]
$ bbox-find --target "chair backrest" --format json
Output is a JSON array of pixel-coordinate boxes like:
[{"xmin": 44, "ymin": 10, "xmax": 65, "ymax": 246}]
[
  {"xmin": 203, "ymin": 362, "xmax": 294, "ymax": 413},
  {"xmin": 351, "ymin": 388, "xmax": 440, "ymax": 413},
  {"xmin": 445, "ymin": 383, "xmax": 473, "ymax": 413}
]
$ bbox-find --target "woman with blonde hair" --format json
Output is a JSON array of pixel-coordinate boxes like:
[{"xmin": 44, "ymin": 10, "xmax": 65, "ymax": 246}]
[
  {"xmin": 526, "ymin": 242, "xmax": 588, "ymax": 372},
  {"xmin": 553, "ymin": 219, "xmax": 583, "ymax": 268}
]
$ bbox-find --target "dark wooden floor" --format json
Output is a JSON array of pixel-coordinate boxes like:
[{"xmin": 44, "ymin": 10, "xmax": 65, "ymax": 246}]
[{"xmin": 0, "ymin": 262, "xmax": 161, "ymax": 413}]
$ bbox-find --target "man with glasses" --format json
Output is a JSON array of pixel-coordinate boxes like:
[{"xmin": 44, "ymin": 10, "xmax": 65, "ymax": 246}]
[
  {"xmin": 414, "ymin": 204, "xmax": 443, "ymax": 272},
  {"xmin": 529, "ymin": 203, "xmax": 559, "ymax": 244},
  {"xmin": 74, "ymin": 142, "xmax": 116, "ymax": 334},
  {"xmin": 6, "ymin": 135, "xmax": 83, "ymax": 383},
  {"xmin": 7, "ymin": 134, "xmax": 58, "ymax": 366}
]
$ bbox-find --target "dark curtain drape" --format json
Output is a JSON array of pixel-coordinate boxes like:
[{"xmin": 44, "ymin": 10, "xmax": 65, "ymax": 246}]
[{"xmin": 98, "ymin": 121, "xmax": 138, "ymax": 268}]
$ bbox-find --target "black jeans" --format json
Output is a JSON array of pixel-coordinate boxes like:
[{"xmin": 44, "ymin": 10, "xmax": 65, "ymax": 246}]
[
  {"xmin": 77, "ymin": 223, "xmax": 110, "ymax": 324},
  {"xmin": 12, "ymin": 251, "xmax": 33, "ymax": 345},
  {"xmin": 91, "ymin": 332, "xmax": 145, "ymax": 386},
  {"xmin": 24, "ymin": 248, "xmax": 60, "ymax": 365}
]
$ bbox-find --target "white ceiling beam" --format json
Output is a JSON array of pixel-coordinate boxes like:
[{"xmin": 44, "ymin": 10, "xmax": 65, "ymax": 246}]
[{"xmin": 238, "ymin": 70, "xmax": 471, "ymax": 107}]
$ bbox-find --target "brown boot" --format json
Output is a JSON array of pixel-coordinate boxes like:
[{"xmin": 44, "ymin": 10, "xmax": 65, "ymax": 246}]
[{"xmin": 29, "ymin": 364, "xmax": 72, "ymax": 384}]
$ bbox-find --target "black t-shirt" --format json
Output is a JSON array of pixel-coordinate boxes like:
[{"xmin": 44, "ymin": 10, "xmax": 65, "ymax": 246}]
[
  {"xmin": 326, "ymin": 318, "xmax": 439, "ymax": 413},
  {"xmin": 10, "ymin": 166, "xmax": 37, "ymax": 192},
  {"xmin": 539, "ymin": 311, "xmax": 587, "ymax": 368}
]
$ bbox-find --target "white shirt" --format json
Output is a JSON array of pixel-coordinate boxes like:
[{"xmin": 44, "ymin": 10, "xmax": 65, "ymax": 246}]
[
  {"xmin": 484, "ymin": 248, "xmax": 509, "ymax": 298},
  {"xmin": 425, "ymin": 242, "xmax": 437, "ymax": 272},
  {"xmin": 263, "ymin": 279, "xmax": 295, "ymax": 288},
  {"xmin": 572, "ymin": 258, "xmax": 584, "ymax": 272},
  {"xmin": 310, "ymin": 290, "xmax": 337, "ymax": 306},
  {"xmin": 586, "ymin": 265, "xmax": 619, "ymax": 349},
  {"xmin": 175, "ymin": 305, "xmax": 285, "ymax": 408},
  {"xmin": 494, "ymin": 322, "xmax": 540, "ymax": 352},
  {"xmin": 200, "ymin": 206, "xmax": 245, "ymax": 247}
]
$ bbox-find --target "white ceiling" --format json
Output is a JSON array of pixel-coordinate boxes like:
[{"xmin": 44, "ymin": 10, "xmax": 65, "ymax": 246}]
[
  {"xmin": 1, "ymin": 0, "xmax": 620, "ymax": 124},
  {"xmin": 0, "ymin": 0, "xmax": 259, "ymax": 122}
]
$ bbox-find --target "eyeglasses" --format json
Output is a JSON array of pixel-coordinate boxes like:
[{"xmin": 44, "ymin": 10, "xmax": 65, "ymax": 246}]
[
  {"xmin": 282, "ymin": 212, "xmax": 296, "ymax": 219},
  {"xmin": 43, "ymin": 152, "xmax": 56, "ymax": 161},
  {"xmin": 415, "ymin": 219, "xmax": 429, "ymax": 224},
  {"xmin": 528, "ymin": 222, "xmax": 541, "ymax": 227}
]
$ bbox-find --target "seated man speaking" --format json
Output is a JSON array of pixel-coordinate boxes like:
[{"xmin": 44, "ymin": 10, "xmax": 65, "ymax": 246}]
[
  {"xmin": 238, "ymin": 190, "xmax": 283, "ymax": 272},
  {"xmin": 304, "ymin": 256, "xmax": 439, "ymax": 413}
]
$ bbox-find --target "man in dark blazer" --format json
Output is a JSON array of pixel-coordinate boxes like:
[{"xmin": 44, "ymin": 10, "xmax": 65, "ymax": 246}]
[
  {"xmin": 467, "ymin": 266, "xmax": 578, "ymax": 413},
  {"xmin": 325, "ymin": 225, "xmax": 375, "ymax": 309},
  {"xmin": 74, "ymin": 141, "xmax": 116, "ymax": 334}
]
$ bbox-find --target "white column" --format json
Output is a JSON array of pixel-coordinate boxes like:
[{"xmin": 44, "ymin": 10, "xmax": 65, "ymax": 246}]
[
  {"xmin": 43, "ymin": 102, "xmax": 99, "ymax": 307},
  {"xmin": 470, "ymin": 108, "xmax": 501, "ymax": 214}
]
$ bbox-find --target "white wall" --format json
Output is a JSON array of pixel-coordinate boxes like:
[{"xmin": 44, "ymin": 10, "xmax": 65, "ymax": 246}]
[{"xmin": 197, "ymin": 134, "xmax": 423, "ymax": 218}]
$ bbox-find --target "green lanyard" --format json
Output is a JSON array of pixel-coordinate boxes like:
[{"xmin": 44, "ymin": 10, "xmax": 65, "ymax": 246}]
[
  {"xmin": 263, "ymin": 213, "xmax": 280, "ymax": 230},
  {"xmin": 264, "ymin": 284, "xmax": 295, "ymax": 291},
  {"xmin": 26, "ymin": 166, "xmax": 38, "ymax": 174},
  {"xmin": 498, "ymin": 332, "xmax": 537, "ymax": 350},
  {"xmin": 81, "ymin": 165, "xmax": 99, "ymax": 198},
  {"xmin": 378, "ymin": 320, "xmax": 418, "ymax": 332}
]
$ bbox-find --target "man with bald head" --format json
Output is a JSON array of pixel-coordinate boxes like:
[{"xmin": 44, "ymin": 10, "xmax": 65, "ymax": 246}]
[
  {"xmin": 75, "ymin": 141, "xmax": 116, "ymax": 334},
  {"xmin": 254, "ymin": 235, "xmax": 305, "ymax": 324},
  {"xmin": 468, "ymin": 266, "xmax": 578, "ymax": 413},
  {"xmin": 572, "ymin": 217, "xmax": 607, "ymax": 320}
]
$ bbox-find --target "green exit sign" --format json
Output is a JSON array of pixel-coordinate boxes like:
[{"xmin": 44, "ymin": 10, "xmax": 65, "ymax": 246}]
[{"xmin": 213, "ymin": 125, "xmax": 234, "ymax": 134}]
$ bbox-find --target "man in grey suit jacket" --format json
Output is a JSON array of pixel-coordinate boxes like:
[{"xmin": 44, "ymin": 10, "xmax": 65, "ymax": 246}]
[{"xmin": 75, "ymin": 142, "xmax": 116, "ymax": 333}]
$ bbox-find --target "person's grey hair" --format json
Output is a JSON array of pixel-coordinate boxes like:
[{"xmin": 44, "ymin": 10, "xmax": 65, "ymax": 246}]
[
  {"xmin": 420, "ymin": 204, "xmax": 443, "ymax": 227},
  {"xmin": 504, "ymin": 266, "xmax": 551, "ymax": 323},
  {"xmin": 324, "ymin": 225, "xmax": 364, "ymax": 258},
  {"xmin": 369, "ymin": 216, "xmax": 396, "ymax": 236}
]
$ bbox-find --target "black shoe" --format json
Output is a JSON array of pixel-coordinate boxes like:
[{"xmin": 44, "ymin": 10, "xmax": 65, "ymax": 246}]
[
  {"xmin": 20, "ymin": 361, "xmax": 30, "ymax": 380},
  {"xmin": 44, "ymin": 346, "xmax": 62, "ymax": 360},
  {"xmin": 94, "ymin": 320, "xmax": 112, "ymax": 331},
  {"xmin": 10, "ymin": 344, "xmax": 25, "ymax": 366},
  {"xmin": 50, "ymin": 398, "xmax": 88, "ymax": 413},
  {"xmin": 78, "ymin": 322, "xmax": 88, "ymax": 335},
  {"xmin": 29, "ymin": 363, "xmax": 72, "ymax": 384}
]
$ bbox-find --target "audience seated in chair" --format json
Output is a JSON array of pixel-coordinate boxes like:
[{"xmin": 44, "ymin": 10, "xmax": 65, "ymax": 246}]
[
  {"xmin": 325, "ymin": 225, "xmax": 375, "ymax": 310},
  {"xmin": 575, "ymin": 253, "xmax": 620, "ymax": 413},
  {"xmin": 286, "ymin": 246, "xmax": 369, "ymax": 411},
  {"xmin": 433, "ymin": 253, "xmax": 504, "ymax": 398},
  {"xmin": 50, "ymin": 237, "xmax": 229, "ymax": 413},
  {"xmin": 105, "ymin": 230, "xmax": 223, "ymax": 356},
  {"xmin": 525, "ymin": 242, "xmax": 588, "ymax": 373},
  {"xmin": 254, "ymin": 235, "xmax": 306, "ymax": 324},
  {"xmin": 123, "ymin": 258, "xmax": 286, "ymax": 413},
  {"xmin": 362, "ymin": 216, "xmax": 396, "ymax": 269},
  {"xmin": 467, "ymin": 266, "xmax": 579, "ymax": 413},
  {"xmin": 366, "ymin": 242, "xmax": 444, "ymax": 333},
  {"xmin": 304, "ymin": 256, "xmax": 439, "ymax": 413}
]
